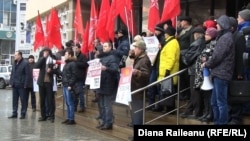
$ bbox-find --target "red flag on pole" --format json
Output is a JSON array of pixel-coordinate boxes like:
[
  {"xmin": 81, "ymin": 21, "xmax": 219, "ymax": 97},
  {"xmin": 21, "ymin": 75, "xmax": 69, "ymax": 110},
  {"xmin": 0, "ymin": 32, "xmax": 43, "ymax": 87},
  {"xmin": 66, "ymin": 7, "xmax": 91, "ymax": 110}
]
[
  {"xmin": 117, "ymin": 0, "xmax": 136, "ymax": 36},
  {"xmin": 106, "ymin": 0, "xmax": 118, "ymax": 42},
  {"xmin": 88, "ymin": 0, "xmax": 98, "ymax": 52},
  {"xmin": 96, "ymin": 0, "xmax": 110, "ymax": 42},
  {"xmin": 160, "ymin": 0, "xmax": 181, "ymax": 23},
  {"xmin": 74, "ymin": 0, "xmax": 84, "ymax": 35},
  {"xmin": 33, "ymin": 11, "xmax": 45, "ymax": 51},
  {"xmin": 47, "ymin": 8, "xmax": 62, "ymax": 50},
  {"xmin": 148, "ymin": 0, "xmax": 160, "ymax": 32},
  {"xmin": 82, "ymin": 22, "xmax": 89, "ymax": 57}
]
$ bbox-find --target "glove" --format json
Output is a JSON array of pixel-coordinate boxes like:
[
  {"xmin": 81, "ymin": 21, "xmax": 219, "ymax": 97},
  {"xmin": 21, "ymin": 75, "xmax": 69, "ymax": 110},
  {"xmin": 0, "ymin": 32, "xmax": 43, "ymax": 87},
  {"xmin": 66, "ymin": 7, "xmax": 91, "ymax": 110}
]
[{"xmin": 165, "ymin": 70, "xmax": 170, "ymax": 77}]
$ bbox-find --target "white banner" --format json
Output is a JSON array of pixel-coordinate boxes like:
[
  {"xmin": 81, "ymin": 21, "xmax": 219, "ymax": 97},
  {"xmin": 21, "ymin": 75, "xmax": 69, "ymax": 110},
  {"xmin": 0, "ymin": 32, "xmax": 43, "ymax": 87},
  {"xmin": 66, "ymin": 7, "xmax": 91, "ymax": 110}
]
[
  {"xmin": 115, "ymin": 66, "xmax": 133, "ymax": 105},
  {"xmin": 33, "ymin": 69, "xmax": 57, "ymax": 92},
  {"xmin": 33, "ymin": 69, "xmax": 39, "ymax": 92},
  {"xmin": 85, "ymin": 59, "xmax": 102, "ymax": 89},
  {"xmin": 143, "ymin": 36, "xmax": 159, "ymax": 66}
]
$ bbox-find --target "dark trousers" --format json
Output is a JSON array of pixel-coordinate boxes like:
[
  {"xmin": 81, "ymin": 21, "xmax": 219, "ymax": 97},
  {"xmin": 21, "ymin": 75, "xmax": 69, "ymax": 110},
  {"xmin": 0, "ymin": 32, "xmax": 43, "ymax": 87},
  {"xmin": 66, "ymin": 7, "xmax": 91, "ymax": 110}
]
[
  {"xmin": 26, "ymin": 87, "xmax": 36, "ymax": 109},
  {"xmin": 12, "ymin": 87, "xmax": 27, "ymax": 117},
  {"xmin": 39, "ymin": 82, "xmax": 55, "ymax": 119},
  {"xmin": 147, "ymin": 66, "xmax": 159, "ymax": 106},
  {"xmin": 179, "ymin": 62, "xmax": 190, "ymax": 100},
  {"xmin": 184, "ymin": 75, "xmax": 203, "ymax": 116},
  {"xmin": 201, "ymin": 90, "xmax": 212, "ymax": 117}
]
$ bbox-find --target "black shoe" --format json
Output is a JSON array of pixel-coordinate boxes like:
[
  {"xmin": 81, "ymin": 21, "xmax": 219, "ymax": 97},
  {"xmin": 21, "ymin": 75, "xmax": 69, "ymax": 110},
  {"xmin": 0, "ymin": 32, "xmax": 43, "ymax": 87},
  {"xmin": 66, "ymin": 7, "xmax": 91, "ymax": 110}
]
[
  {"xmin": 8, "ymin": 115, "xmax": 17, "ymax": 119},
  {"xmin": 180, "ymin": 113, "xmax": 192, "ymax": 118},
  {"xmin": 100, "ymin": 124, "xmax": 112, "ymax": 130},
  {"xmin": 78, "ymin": 108, "xmax": 85, "ymax": 113},
  {"xmin": 61, "ymin": 119, "xmax": 69, "ymax": 124},
  {"xmin": 19, "ymin": 116, "xmax": 25, "ymax": 119},
  {"xmin": 92, "ymin": 98, "xmax": 98, "ymax": 103},
  {"xmin": 38, "ymin": 117, "xmax": 47, "ymax": 121},
  {"xmin": 66, "ymin": 120, "xmax": 76, "ymax": 125}
]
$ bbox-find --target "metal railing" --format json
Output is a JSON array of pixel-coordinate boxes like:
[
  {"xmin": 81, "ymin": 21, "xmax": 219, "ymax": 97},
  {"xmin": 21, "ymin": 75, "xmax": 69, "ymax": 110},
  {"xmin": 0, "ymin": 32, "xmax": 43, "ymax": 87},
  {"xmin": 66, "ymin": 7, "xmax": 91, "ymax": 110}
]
[{"xmin": 131, "ymin": 68, "xmax": 189, "ymax": 125}]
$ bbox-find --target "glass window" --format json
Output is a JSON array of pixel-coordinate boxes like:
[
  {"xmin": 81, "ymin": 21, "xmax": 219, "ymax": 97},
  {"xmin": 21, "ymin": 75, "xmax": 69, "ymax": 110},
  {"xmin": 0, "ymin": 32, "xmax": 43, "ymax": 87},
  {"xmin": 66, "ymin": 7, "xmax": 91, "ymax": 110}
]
[
  {"xmin": 0, "ymin": 12, "xmax": 2, "ymax": 23},
  {"xmin": 3, "ymin": 0, "xmax": 11, "ymax": 11},
  {"xmin": 0, "ymin": 0, "xmax": 3, "ymax": 11}
]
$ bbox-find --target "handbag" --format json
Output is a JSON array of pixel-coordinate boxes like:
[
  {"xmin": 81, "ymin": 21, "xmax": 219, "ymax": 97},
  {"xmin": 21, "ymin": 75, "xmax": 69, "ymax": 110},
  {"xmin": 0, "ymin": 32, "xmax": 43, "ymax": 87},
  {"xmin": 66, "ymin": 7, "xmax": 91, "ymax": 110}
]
[
  {"xmin": 228, "ymin": 80, "xmax": 250, "ymax": 103},
  {"xmin": 159, "ymin": 78, "xmax": 173, "ymax": 107}
]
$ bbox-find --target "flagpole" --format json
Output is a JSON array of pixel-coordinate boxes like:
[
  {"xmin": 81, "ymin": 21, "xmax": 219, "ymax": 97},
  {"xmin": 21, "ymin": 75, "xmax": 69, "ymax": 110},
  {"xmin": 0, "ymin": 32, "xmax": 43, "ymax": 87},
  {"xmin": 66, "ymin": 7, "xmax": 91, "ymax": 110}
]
[
  {"xmin": 130, "ymin": 9, "xmax": 134, "ymax": 37},
  {"xmin": 124, "ymin": 7, "xmax": 131, "ymax": 45}
]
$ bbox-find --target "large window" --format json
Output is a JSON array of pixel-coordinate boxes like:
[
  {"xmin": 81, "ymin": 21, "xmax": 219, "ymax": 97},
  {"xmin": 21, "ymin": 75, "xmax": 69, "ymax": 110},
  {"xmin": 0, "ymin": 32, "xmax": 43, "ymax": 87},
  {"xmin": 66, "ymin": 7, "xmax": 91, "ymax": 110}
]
[{"xmin": 0, "ymin": 0, "xmax": 16, "ymax": 26}]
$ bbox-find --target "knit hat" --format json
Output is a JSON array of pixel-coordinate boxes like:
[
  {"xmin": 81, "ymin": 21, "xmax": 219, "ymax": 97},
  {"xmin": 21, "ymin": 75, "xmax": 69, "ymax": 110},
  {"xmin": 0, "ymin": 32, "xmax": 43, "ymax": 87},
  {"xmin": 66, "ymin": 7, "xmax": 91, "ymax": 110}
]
[
  {"xmin": 238, "ymin": 9, "xmax": 250, "ymax": 21},
  {"xmin": 164, "ymin": 26, "xmax": 176, "ymax": 36},
  {"xmin": 217, "ymin": 15, "xmax": 231, "ymax": 30},
  {"xmin": 28, "ymin": 55, "xmax": 34, "ymax": 59},
  {"xmin": 205, "ymin": 27, "xmax": 217, "ymax": 39},
  {"xmin": 133, "ymin": 40, "xmax": 146, "ymax": 50},
  {"xmin": 192, "ymin": 27, "xmax": 205, "ymax": 34},
  {"xmin": 204, "ymin": 20, "xmax": 217, "ymax": 29},
  {"xmin": 154, "ymin": 24, "xmax": 164, "ymax": 33},
  {"xmin": 229, "ymin": 16, "xmax": 238, "ymax": 30}
]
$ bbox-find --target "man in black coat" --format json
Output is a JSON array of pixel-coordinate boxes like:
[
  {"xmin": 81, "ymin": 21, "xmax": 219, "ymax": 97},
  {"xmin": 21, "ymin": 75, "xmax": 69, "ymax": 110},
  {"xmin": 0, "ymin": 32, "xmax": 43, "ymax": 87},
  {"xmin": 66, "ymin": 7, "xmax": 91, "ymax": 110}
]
[
  {"xmin": 72, "ymin": 43, "xmax": 89, "ymax": 112},
  {"xmin": 8, "ymin": 51, "xmax": 29, "ymax": 119},
  {"xmin": 35, "ymin": 47, "xmax": 56, "ymax": 122}
]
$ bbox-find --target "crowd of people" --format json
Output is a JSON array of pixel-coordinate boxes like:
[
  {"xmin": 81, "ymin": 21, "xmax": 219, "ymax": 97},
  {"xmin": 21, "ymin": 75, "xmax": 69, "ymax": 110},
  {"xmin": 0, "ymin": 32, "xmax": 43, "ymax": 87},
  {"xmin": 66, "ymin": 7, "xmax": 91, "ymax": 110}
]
[{"xmin": 6, "ymin": 8, "xmax": 250, "ymax": 141}]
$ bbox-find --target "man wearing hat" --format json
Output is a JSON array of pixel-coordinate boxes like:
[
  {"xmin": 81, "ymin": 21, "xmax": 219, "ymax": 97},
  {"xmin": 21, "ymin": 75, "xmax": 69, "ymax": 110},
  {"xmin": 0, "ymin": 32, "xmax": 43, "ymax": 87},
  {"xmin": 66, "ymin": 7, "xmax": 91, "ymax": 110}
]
[
  {"xmin": 147, "ymin": 24, "xmax": 165, "ymax": 112},
  {"xmin": 115, "ymin": 28, "xmax": 130, "ymax": 69},
  {"xmin": 177, "ymin": 16, "xmax": 194, "ymax": 100},
  {"xmin": 26, "ymin": 55, "xmax": 37, "ymax": 112},
  {"xmin": 181, "ymin": 26, "xmax": 206, "ymax": 119},
  {"xmin": 157, "ymin": 26, "xmax": 180, "ymax": 113},
  {"xmin": 129, "ymin": 40, "xmax": 151, "ymax": 141}
]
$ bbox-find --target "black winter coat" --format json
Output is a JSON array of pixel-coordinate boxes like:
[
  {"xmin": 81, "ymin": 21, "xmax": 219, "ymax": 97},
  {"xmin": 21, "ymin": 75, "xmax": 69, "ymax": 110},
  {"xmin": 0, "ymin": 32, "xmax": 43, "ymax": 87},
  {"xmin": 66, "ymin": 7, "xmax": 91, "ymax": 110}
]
[
  {"xmin": 62, "ymin": 59, "xmax": 77, "ymax": 87},
  {"xmin": 96, "ymin": 51, "xmax": 119, "ymax": 95}
]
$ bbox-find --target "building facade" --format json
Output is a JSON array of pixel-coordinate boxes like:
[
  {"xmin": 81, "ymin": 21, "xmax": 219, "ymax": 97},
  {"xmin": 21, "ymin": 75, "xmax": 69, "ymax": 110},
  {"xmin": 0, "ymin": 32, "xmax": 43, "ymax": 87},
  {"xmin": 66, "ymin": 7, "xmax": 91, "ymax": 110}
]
[
  {"xmin": 0, "ymin": 0, "xmax": 16, "ymax": 64},
  {"xmin": 1, "ymin": 0, "xmax": 250, "ymax": 63}
]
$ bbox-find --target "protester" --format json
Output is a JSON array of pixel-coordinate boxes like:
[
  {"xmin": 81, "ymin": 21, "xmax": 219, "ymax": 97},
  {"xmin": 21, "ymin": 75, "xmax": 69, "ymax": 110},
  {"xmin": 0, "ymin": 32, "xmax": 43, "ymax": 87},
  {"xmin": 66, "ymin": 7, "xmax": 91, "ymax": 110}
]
[
  {"xmin": 8, "ymin": 51, "xmax": 29, "ymax": 119},
  {"xmin": 26, "ymin": 55, "xmax": 36, "ymax": 112}
]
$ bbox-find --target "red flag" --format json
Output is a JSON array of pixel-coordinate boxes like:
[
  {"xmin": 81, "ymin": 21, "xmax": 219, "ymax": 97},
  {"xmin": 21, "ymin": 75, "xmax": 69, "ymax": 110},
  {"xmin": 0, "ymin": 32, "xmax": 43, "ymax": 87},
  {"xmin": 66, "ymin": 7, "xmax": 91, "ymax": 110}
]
[
  {"xmin": 33, "ymin": 11, "xmax": 45, "ymax": 51},
  {"xmin": 160, "ymin": 0, "xmax": 181, "ymax": 22},
  {"xmin": 96, "ymin": 0, "xmax": 110, "ymax": 42},
  {"xmin": 148, "ymin": 0, "xmax": 160, "ymax": 32},
  {"xmin": 74, "ymin": 0, "xmax": 84, "ymax": 35},
  {"xmin": 106, "ymin": 0, "xmax": 118, "ymax": 42},
  {"xmin": 117, "ymin": 0, "xmax": 137, "ymax": 36},
  {"xmin": 82, "ymin": 22, "xmax": 89, "ymax": 57},
  {"xmin": 88, "ymin": 0, "xmax": 98, "ymax": 52},
  {"xmin": 47, "ymin": 8, "xmax": 62, "ymax": 50}
]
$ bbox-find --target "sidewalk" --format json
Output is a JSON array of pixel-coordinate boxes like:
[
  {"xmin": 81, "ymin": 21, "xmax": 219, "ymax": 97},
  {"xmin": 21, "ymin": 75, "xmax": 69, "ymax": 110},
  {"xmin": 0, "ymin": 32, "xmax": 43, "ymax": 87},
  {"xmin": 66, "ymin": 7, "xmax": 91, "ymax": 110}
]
[{"xmin": 0, "ymin": 89, "xmax": 121, "ymax": 141}]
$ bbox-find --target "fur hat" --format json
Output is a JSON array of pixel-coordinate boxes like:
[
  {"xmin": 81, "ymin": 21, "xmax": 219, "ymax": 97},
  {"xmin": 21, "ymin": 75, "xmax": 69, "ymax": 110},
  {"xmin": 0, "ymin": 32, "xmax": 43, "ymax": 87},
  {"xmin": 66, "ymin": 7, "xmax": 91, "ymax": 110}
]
[
  {"xmin": 118, "ymin": 28, "xmax": 128, "ymax": 36},
  {"xmin": 164, "ymin": 26, "xmax": 176, "ymax": 36},
  {"xmin": 179, "ymin": 16, "xmax": 192, "ymax": 24},
  {"xmin": 154, "ymin": 24, "xmax": 164, "ymax": 33},
  {"xmin": 239, "ymin": 9, "xmax": 250, "ymax": 21},
  {"xmin": 192, "ymin": 27, "xmax": 205, "ymax": 34}
]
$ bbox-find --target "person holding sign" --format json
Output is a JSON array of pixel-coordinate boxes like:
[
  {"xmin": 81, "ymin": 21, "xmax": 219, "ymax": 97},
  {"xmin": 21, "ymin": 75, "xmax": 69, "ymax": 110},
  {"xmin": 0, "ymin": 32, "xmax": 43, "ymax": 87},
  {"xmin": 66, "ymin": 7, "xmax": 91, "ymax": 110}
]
[{"xmin": 95, "ymin": 42, "xmax": 119, "ymax": 130}]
